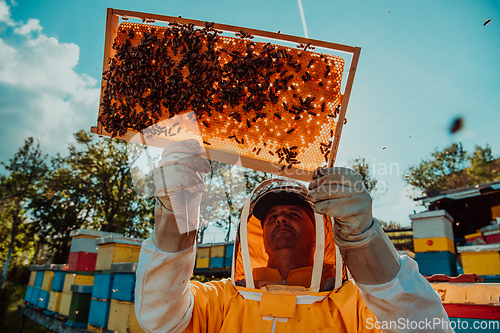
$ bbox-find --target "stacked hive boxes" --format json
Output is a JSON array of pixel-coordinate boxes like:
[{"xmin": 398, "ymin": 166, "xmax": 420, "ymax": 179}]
[
  {"xmin": 196, "ymin": 245, "xmax": 211, "ymax": 269},
  {"xmin": 45, "ymin": 264, "xmax": 68, "ymax": 315},
  {"xmin": 410, "ymin": 210, "xmax": 457, "ymax": 277},
  {"xmin": 209, "ymin": 243, "xmax": 226, "ymax": 269},
  {"xmin": 58, "ymin": 229, "xmax": 117, "ymax": 322},
  {"xmin": 68, "ymin": 229, "xmax": 116, "ymax": 272},
  {"xmin": 107, "ymin": 263, "xmax": 142, "ymax": 333},
  {"xmin": 195, "ymin": 242, "xmax": 234, "ymax": 271},
  {"xmin": 24, "ymin": 265, "xmax": 43, "ymax": 306},
  {"xmin": 87, "ymin": 235, "xmax": 143, "ymax": 332}
]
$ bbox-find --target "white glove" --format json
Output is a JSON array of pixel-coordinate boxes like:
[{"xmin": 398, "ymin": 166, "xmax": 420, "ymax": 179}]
[
  {"xmin": 307, "ymin": 167, "xmax": 400, "ymax": 285},
  {"xmin": 153, "ymin": 139, "xmax": 210, "ymax": 234},
  {"xmin": 307, "ymin": 167, "xmax": 373, "ymax": 240}
]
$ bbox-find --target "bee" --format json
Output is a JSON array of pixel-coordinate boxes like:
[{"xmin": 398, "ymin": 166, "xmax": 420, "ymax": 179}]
[
  {"xmin": 256, "ymin": 148, "xmax": 261, "ymax": 155},
  {"xmin": 308, "ymin": 111, "xmax": 317, "ymax": 116},
  {"xmin": 228, "ymin": 135, "xmax": 236, "ymax": 139},
  {"xmin": 203, "ymin": 141, "xmax": 211, "ymax": 145},
  {"xmin": 307, "ymin": 59, "xmax": 314, "ymax": 68},
  {"xmin": 274, "ymin": 113, "xmax": 282, "ymax": 119},
  {"xmin": 246, "ymin": 119, "xmax": 252, "ymax": 128},
  {"xmin": 269, "ymin": 151, "xmax": 274, "ymax": 156},
  {"xmin": 202, "ymin": 121, "xmax": 209, "ymax": 128},
  {"xmin": 287, "ymin": 128, "xmax": 296, "ymax": 134},
  {"xmin": 343, "ymin": 118, "xmax": 347, "ymax": 125}
]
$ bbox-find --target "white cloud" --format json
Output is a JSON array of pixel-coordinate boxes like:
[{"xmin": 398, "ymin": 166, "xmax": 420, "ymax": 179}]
[
  {"xmin": 14, "ymin": 17, "xmax": 42, "ymax": 35},
  {"xmin": 0, "ymin": 0, "xmax": 99, "ymax": 167},
  {"xmin": 0, "ymin": 0, "xmax": 14, "ymax": 25}
]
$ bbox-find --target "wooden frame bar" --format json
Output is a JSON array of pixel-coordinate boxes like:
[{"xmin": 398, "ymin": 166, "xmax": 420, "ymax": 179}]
[{"xmin": 92, "ymin": 8, "xmax": 361, "ymax": 181}]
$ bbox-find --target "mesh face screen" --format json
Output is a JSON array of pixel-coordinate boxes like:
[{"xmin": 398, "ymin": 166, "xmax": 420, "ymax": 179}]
[{"xmin": 99, "ymin": 22, "xmax": 345, "ymax": 172}]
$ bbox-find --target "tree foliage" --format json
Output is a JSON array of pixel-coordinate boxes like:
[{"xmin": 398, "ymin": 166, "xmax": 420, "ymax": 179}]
[
  {"xmin": 349, "ymin": 157, "xmax": 378, "ymax": 193},
  {"xmin": 200, "ymin": 161, "xmax": 272, "ymax": 242},
  {"xmin": 404, "ymin": 142, "xmax": 499, "ymax": 197},
  {"xmin": 0, "ymin": 138, "xmax": 48, "ymax": 288}
]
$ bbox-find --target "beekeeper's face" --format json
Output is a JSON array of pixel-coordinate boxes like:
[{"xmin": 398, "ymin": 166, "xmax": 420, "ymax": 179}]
[{"xmin": 262, "ymin": 205, "xmax": 316, "ymax": 255}]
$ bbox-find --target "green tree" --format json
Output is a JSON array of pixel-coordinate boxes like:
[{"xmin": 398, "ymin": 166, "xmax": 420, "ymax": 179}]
[
  {"xmin": 0, "ymin": 138, "xmax": 48, "ymax": 289},
  {"xmin": 349, "ymin": 157, "xmax": 378, "ymax": 193},
  {"xmin": 200, "ymin": 161, "xmax": 272, "ymax": 242},
  {"xmin": 404, "ymin": 143, "xmax": 499, "ymax": 197},
  {"xmin": 56, "ymin": 131, "xmax": 153, "ymax": 238}
]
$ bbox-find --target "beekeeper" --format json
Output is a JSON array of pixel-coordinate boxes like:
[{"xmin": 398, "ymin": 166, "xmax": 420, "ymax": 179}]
[{"xmin": 135, "ymin": 139, "xmax": 453, "ymax": 333}]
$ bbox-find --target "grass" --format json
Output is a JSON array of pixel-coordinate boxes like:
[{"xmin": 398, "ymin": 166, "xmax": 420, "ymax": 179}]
[{"xmin": 0, "ymin": 282, "xmax": 52, "ymax": 333}]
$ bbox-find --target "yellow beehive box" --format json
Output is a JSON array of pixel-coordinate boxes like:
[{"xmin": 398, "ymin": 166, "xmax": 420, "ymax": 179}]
[
  {"xmin": 107, "ymin": 299, "xmax": 143, "ymax": 333},
  {"xmin": 458, "ymin": 244, "xmax": 500, "ymax": 276},
  {"xmin": 210, "ymin": 245, "xmax": 225, "ymax": 258},
  {"xmin": 87, "ymin": 324, "xmax": 108, "ymax": 333},
  {"xmin": 95, "ymin": 236, "xmax": 143, "ymax": 271},
  {"xmin": 47, "ymin": 291, "xmax": 62, "ymax": 312},
  {"xmin": 62, "ymin": 273, "xmax": 94, "ymax": 293},
  {"xmin": 28, "ymin": 270, "xmax": 37, "ymax": 287},
  {"xmin": 41, "ymin": 271, "xmax": 54, "ymax": 291},
  {"xmin": 413, "ymin": 237, "xmax": 455, "ymax": 254},
  {"xmin": 197, "ymin": 247, "xmax": 210, "ymax": 258},
  {"xmin": 196, "ymin": 258, "xmax": 210, "ymax": 268},
  {"xmin": 58, "ymin": 292, "xmax": 73, "ymax": 316}
]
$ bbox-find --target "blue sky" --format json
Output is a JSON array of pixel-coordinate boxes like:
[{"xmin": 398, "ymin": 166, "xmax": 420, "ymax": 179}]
[{"xmin": 1, "ymin": 0, "xmax": 499, "ymax": 242}]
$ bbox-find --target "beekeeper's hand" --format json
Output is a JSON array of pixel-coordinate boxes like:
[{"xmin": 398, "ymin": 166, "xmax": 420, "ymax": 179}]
[
  {"xmin": 307, "ymin": 167, "xmax": 400, "ymax": 285},
  {"xmin": 153, "ymin": 139, "xmax": 210, "ymax": 252},
  {"xmin": 307, "ymin": 167, "xmax": 373, "ymax": 241}
]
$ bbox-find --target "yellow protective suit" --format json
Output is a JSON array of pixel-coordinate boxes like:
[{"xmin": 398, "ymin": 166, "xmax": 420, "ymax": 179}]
[{"xmin": 136, "ymin": 178, "xmax": 452, "ymax": 333}]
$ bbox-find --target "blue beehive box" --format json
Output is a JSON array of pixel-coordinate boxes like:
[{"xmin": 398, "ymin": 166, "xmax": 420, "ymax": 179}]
[
  {"xmin": 110, "ymin": 263, "xmax": 137, "ymax": 302},
  {"xmin": 209, "ymin": 257, "xmax": 225, "ymax": 269},
  {"xmin": 51, "ymin": 271, "xmax": 66, "ymax": 292},
  {"xmin": 88, "ymin": 298, "xmax": 111, "ymax": 329},
  {"xmin": 24, "ymin": 286, "xmax": 33, "ymax": 303},
  {"xmin": 30, "ymin": 287, "xmax": 41, "ymax": 305},
  {"xmin": 415, "ymin": 251, "xmax": 457, "ymax": 276},
  {"xmin": 111, "ymin": 273, "xmax": 135, "ymax": 302},
  {"xmin": 37, "ymin": 290, "xmax": 50, "ymax": 309},
  {"xmin": 34, "ymin": 271, "xmax": 44, "ymax": 288},
  {"xmin": 225, "ymin": 243, "xmax": 234, "ymax": 268},
  {"xmin": 91, "ymin": 273, "xmax": 114, "ymax": 300}
]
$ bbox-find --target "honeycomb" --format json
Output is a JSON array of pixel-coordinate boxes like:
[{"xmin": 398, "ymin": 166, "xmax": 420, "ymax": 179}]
[{"xmin": 99, "ymin": 21, "xmax": 345, "ymax": 171}]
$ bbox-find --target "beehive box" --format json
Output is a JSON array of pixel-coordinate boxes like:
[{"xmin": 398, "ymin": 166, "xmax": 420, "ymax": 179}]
[
  {"xmin": 62, "ymin": 272, "xmax": 94, "ymax": 293},
  {"xmin": 36, "ymin": 289, "xmax": 50, "ymax": 309},
  {"xmin": 458, "ymin": 244, "xmax": 500, "ymax": 276},
  {"xmin": 110, "ymin": 263, "xmax": 137, "ymax": 302},
  {"xmin": 88, "ymin": 299, "xmax": 111, "ymax": 331},
  {"xmin": 41, "ymin": 271, "xmax": 54, "ymax": 291},
  {"xmin": 58, "ymin": 292, "xmax": 73, "ymax": 316},
  {"xmin": 47, "ymin": 291, "xmax": 62, "ymax": 313},
  {"xmin": 484, "ymin": 229, "xmax": 500, "ymax": 244},
  {"xmin": 91, "ymin": 273, "xmax": 114, "ymax": 300},
  {"xmin": 66, "ymin": 285, "xmax": 93, "ymax": 328},
  {"xmin": 410, "ymin": 210, "xmax": 454, "ymax": 240},
  {"xmin": 415, "ymin": 251, "xmax": 457, "ymax": 277},
  {"xmin": 68, "ymin": 251, "xmax": 98, "ymax": 272},
  {"xmin": 414, "ymin": 237, "xmax": 456, "ymax": 254},
  {"xmin": 92, "ymin": 8, "xmax": 361, "ymax": 181},
  {"xmin": 107, "ymin": 299, "xmax": 143, "ymax": 333},
  {"xmin": 465, "ymin": 232, "xmax": 484, "ymax": 244},
  {"xmin": 51, "ymin": 271, "xmax": 67, "ymax": 292},
  {"xmin": 95, "ymin": 235, "xmax": 143, "ymax": 271},
  {"xmin": 34, "ymin": 270, "xmax": 44, "ymax": 288}
]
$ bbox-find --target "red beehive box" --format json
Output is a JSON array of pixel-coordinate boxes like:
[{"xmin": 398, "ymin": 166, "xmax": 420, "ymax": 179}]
[{"xmin": 68, "ymin": 252, "xmax": 98, "ymax": 272}]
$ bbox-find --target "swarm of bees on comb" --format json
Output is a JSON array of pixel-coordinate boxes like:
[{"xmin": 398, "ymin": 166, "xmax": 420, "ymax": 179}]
[{"xmin": 100, "ymin": 20, "xmax": 345, "ymax": 172}]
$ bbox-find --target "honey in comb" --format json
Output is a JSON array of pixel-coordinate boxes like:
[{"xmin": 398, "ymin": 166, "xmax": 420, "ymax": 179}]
[{"xmin": 100, "ymin": 21, "xmax": 345, "ymax": 171}]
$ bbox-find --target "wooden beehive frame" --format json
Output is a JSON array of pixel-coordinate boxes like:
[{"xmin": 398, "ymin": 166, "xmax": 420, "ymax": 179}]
[{"xmin": 91, "ymin": 8, "xmax": 361, "ymax": 181}]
